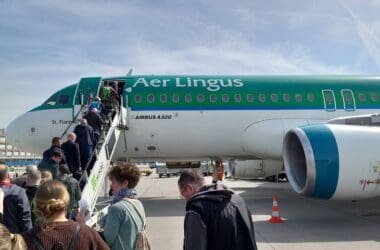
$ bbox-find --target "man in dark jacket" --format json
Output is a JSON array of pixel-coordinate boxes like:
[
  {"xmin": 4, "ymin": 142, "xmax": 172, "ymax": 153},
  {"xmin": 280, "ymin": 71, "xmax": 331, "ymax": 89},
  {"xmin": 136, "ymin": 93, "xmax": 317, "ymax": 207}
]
[
  {"xmin": 73, "ymin": 119, "xmax": 94, "ymax": 173},
  {"xmin": 38, "ymin": 150, "xmax": 62, "ymax": 179},
  {"xmin": 0, "ymin": 164, "xmax": 32, "ymax": 233},
  {"xmin": 83, "ymin": 108, "xmax": 105, "ymax": 146},
  {"xmin": 61, "ymin": 132, "xmax": 82, "ymax": 181},
  {"xmin": 42, "ymin": 137, "xmax": 66, "ymax": 163},
  {"xmin": 178, "ymin": 170, "xmax": 257, "ymax": 250}
]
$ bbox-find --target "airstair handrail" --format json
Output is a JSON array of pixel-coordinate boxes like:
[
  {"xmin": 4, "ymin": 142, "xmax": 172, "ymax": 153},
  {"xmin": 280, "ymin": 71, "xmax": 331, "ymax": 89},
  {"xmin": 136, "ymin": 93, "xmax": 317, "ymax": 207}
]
[{"xmin": 60, "ymin": 105, "xmax": 87, "ymax": 139}]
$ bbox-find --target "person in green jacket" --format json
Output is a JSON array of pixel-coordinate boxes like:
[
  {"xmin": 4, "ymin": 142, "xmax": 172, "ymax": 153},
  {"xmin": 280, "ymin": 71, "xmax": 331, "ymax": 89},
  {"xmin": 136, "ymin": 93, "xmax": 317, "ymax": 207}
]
[{"xmin": 103, "ymin": 163, "xmax": 146, "ymax": 250}]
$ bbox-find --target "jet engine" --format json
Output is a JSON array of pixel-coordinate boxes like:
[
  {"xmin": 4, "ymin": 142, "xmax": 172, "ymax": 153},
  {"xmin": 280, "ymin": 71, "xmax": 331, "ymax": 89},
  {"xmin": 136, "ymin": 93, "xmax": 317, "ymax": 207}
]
[{"xmin": 283, "ymin": 124, "xmax": 380, "ymax": 200}]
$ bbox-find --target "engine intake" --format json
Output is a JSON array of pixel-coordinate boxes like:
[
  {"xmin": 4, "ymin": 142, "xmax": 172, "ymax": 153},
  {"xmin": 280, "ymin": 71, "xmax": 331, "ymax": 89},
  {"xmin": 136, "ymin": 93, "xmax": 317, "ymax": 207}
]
[{"xmin": 283, "ymin": 124, "xmax": 380, "ymax": 200}]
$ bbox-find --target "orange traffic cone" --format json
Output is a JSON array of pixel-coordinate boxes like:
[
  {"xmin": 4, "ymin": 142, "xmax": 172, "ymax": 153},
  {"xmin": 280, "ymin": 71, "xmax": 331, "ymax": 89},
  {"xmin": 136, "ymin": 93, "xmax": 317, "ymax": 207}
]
[{"xmin": 268, "ymin": 196, "xmax": 284, "ymax": 223}]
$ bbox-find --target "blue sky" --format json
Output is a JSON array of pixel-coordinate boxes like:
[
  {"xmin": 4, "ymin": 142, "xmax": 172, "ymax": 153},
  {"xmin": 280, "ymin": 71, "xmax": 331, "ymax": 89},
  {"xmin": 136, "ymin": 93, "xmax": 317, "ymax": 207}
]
[{"xmin": 1, "ymin": 0, "xmax": 380, "ymax": 127}]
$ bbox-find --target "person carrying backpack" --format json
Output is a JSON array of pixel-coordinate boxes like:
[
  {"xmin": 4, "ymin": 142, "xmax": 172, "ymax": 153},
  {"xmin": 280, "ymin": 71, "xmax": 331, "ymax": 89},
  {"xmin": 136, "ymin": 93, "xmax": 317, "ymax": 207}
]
[
  {"xmin": 57, "ymin": 164, "xmax": 81, "ymax": 219},
  {"xmin": 101, "ymin": 163, "xmax": 150, "ymax": 250}
]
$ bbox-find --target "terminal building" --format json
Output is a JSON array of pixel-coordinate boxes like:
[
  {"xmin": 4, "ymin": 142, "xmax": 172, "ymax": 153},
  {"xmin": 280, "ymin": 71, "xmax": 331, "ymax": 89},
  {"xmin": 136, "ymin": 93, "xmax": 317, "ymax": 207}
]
[{"xmin": 0, "ymin": 128, "xmax": 41, "ymax": 167}]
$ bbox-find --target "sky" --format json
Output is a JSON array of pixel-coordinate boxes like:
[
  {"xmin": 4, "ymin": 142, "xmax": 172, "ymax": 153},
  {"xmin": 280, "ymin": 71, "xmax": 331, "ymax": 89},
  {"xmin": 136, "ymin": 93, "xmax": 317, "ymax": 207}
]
[{"xmin": 1, "ymin": 0, "xmax": 380, "ymax": 128}]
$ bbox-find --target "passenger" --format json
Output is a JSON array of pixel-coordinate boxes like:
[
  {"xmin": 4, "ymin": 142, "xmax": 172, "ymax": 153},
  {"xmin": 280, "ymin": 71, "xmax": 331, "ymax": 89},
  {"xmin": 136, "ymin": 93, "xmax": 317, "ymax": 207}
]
[
  {"xmin": 99, "ymin": 163, "xmax": 147, "ymax": 250},
  {"xmin": 0, "ymin": 223, "xmax": 27, "ymax": 250},
  {"xmin": 110, "ymin": 81, "xmax": 120, "ymax": 111},
  {"xmin": 61, "ymin": 133, "xmax": 82, "ymax": 181},
  {"xmin": 38, "ymin": 150, "xmax": 62, "ymax": 179},
  {"xmin": 178, "ymin": 170, "xmax": 257, "ymax": 250},
  {"xmin": 83, "ymin": 108, "xmax": 105, "ymax": 147},
  {"xmin": 24, "ymin": 168, "xmax": 41, "ymax": 225},
  {"xmin": 0, "ymin": 164, "xmax": 32, "ymax": 233},
  {"xmin": 11, "ymin": 164, "xmax": 38, "ymax": 187},
  {"xmin": 73, "ymin": 119, "xmax": 94, "ymax": 173},
  {"xmin": 57, "ymin": 164, "xmax": 81, "ymax": 219},
  {"xmin": 42, "ymin": 137, "xmax": 66, "ymax": 164},
  {"xmin": 40, "ymin": 171, "xmax": 53, "ymax": 184},
  {"xmin": 88, "ymin": 96, "xmax": 104, "ymax": 114},
  {"xmin": 22, "ymin": 180, "xmax": 109, "ymax": 249}
]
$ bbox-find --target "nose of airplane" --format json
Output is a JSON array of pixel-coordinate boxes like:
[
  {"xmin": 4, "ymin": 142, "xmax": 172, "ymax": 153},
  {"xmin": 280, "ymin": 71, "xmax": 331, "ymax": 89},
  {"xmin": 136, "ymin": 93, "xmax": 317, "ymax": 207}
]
[
  {"xmin": 6, "ymin": 114, "xmax": 25, "ymax": 149},
  {"xmin": 5, "ymin": 112, "xmax": 35, "ymax": 152}
]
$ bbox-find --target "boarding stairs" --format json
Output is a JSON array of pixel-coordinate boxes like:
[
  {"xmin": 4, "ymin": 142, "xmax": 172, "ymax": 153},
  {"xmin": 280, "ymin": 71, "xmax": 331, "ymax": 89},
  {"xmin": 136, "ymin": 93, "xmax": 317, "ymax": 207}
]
[{"xmin": 77, "ymin": 107, "xmax": 129, "ymax": 227}]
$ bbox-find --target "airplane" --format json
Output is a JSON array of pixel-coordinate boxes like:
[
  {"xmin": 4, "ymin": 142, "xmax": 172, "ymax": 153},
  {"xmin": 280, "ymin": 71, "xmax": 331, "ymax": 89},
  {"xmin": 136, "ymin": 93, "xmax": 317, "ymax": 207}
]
[{"xmin": 6, "ymin": 75, "xmax": 380, "ymax": 200}]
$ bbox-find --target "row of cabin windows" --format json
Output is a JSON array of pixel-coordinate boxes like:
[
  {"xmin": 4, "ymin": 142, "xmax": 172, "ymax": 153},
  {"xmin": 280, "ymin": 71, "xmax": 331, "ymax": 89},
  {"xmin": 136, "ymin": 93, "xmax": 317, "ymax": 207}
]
[
  {"xmin": 134, "ymin": 92, "xmax": 379, "ymax": 104},
  {"xmin": 135, "ymin": 93, "xmax": 314, "ymax": 104}
]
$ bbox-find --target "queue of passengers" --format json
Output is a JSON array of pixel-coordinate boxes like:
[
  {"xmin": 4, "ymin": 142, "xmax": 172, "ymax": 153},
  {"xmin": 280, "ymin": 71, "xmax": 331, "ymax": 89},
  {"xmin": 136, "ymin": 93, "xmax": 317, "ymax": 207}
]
[
  {"xmin": 0, "ymin": 161, "xmax": 150, "ymax": 250},
  {"xmin": 0, "ymin": 160, "xmax": 258, "ymax": 250}
]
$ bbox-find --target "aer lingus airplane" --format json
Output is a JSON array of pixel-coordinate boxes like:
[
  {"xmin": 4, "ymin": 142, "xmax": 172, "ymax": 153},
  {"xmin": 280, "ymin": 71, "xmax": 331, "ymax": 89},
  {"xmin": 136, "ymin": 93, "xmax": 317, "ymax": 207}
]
[{"xmin": 6, "ymin": 75, "xmax": 380, "ymax": 200}]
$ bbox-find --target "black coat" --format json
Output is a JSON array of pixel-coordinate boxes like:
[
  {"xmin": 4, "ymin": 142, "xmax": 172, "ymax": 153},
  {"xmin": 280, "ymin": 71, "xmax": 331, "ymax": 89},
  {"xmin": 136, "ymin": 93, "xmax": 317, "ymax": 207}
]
[
  {"xmin": 42, "ymin": 146, "xmax": 66, "ymax": 164},
  {"xmin": 84, "ymin": 112, "xmax": 104, "ymax": 132},
  {"xmin": 184, "ymin": 183, "xmax": 257, "ymax": 250},
  {"xmin": 61, "ymin": 140, "xmax": 81, "ymax": 173},
  {"xmin": 74, "ymin": 124, "xmax": 94, "ymax": 147}
]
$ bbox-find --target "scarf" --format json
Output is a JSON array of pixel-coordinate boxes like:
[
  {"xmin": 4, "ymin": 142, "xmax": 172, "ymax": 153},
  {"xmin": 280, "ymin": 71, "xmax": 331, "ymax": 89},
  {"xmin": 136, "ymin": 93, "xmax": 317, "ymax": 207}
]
[
  {"xmin": 112, "ymin": 188, "xmax": 137, "ymax": 205},
  {"xmin": 0, "ymin": 179, "xmax": 12, "ymax": 186}
]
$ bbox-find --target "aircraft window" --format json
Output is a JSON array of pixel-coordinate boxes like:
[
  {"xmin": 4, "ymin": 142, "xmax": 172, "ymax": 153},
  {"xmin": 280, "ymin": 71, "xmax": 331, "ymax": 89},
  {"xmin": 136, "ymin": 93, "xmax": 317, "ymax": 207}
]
[
  {"xmin": 370, "ymin": 92, "xmax": 378, "ymax": 102},
  {"xmin": 210, "ymin": 94, "xmax": 217, "ymax": 103},
  {"xmin": 160, "ymin": 94, "xmax": 167, "ymax": 103},
  {"xmin": 343, "ymin": 91, "xmax": 353, "ymax": 103},
  {"xmin": 197, "ymin": 94, "xmax": 205, "ymax": 103},
  {"xmin": 307, "ymin": 93, "xmax": 315, "ymax": 102},
  {"xmin": 58, "ymin": 95, "xmax": 69, "ymax": 105},
  {"xmin": 259, "ymin": 93, "xmax": 266, "ymax": 103},
  {"xmin": 325, "ymin": 92, "xmax": 333, "ymax": 103},
  {"xmin": 222, "ymin": 94, "xmax": 230, "ymax": 103},
  {"xmin": 135, "ymin": 95, "xmax": 142, "ymax": 103},
  {"xmin": 185, "ymin": 94, "xmax": 192, "ymax": 103},
  {"xmin": 147, "ymin": 94, "xmax": 154, "ymax": 103},
  {"xmin": 44, "ymin": 96, "xmax": 57, "ymax": 106},
  {"xmin": 271, "ymin": 94, "xmax": 278, "ymax": 103},
  {"xmin": 234, "ymin": 94, "xmax": 241, "ymax": 103},
  {"xmin": 358, "ymin": 92, "xmax": 366, "ymax": 102},
  {"xmin": 246, "ymin": 94, "xmax": 254, "ymax": 103},
  {"xmin": 283, "ymin": 93, "xmax": 290, "ymax": 102},
  {"xmin": 173, "ymin": 94, "xmax": 179, "ymax": 103},
  {"xmin": 295, "ymin": 94, "xmax": 302, "ymax": 102}
]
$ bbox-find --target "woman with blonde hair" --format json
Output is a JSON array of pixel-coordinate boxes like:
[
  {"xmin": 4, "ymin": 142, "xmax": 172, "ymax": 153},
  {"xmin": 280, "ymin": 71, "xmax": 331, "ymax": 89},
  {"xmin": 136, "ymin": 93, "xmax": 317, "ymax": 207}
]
[
  {"xmin": 0, "ymin": 223, "xmax": 26, "ymax": 250},
  {"xmin": 22, "ymin": 180, "xmax": 109, "ymax": 249}
]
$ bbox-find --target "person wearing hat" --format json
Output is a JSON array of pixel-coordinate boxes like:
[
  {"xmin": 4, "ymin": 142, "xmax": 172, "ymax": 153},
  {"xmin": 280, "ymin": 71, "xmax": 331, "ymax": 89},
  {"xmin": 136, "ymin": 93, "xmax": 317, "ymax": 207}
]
[
  {"xmin": 37, "ymin": 149, "xmax": 62, "ymax": 179},
  {"xmin": 88, "ymin": 96, "xmax": 104, "ymax": 114}
]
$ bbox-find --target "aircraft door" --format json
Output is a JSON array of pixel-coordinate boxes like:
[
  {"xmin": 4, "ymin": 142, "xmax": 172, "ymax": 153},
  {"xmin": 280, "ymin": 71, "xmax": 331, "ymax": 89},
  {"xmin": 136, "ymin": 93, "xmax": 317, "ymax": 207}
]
[
  {"xmin": 73, "ymin": 77, "xmax": 102, "ymax": 117},
  {"xmin": 341, "ymin": 89, "xmax": 356, "ymax": 111},
  {"xmin": 322, "ymin": 89, "xmax": 336, "ymax": 112}
]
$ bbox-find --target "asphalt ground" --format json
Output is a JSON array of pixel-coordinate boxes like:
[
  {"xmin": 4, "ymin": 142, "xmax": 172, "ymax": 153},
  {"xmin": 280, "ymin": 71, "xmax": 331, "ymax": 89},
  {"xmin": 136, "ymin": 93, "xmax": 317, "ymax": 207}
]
[{"xmin": 136, "ymin": 172, "xmax": 380, "ymax": 250}]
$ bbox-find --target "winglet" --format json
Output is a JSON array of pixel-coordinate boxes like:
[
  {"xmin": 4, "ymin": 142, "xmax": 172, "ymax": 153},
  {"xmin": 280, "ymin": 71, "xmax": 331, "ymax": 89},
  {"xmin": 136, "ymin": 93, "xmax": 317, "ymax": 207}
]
[{"xmin": 126, "ymin": 69, "xmax": 133, "ymax": 76}]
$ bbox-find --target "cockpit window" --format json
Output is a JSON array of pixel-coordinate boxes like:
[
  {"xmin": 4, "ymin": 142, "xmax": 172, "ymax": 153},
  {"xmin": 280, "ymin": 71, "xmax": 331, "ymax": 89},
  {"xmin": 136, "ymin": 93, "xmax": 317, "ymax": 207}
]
[
  {"xmin": 43, "ymin": 95, "xmax": 57, "ymax": 106},
  {"xmin": 58, "ymin": 95, "xmax": 69, "ymax": 105}
]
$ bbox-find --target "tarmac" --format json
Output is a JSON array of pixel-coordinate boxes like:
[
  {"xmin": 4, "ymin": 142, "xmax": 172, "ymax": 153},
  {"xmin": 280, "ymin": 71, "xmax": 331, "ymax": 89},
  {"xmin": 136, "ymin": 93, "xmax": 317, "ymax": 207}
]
[{"xmin": 136, "ymin": 173, "xmax": 380, "ymax": 250}]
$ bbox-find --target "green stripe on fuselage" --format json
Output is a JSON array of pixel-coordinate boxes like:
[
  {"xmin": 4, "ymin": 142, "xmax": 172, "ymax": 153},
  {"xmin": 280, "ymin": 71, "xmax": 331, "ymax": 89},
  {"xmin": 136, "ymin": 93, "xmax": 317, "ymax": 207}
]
[
  {"xmin": 30, "ymin": 75, "xmax": 380, "ymax": 112},
  {"xmin": 124, "ymin": 75, "xmax": 380, "ymax": 110}
]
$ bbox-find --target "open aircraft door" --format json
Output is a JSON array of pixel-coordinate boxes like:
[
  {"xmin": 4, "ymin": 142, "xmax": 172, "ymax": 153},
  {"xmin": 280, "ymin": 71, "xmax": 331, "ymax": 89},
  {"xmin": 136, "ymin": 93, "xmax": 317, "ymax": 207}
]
[{"xmin": 73, "ymin": 77, "xmax": 103, "ymax": 118}]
